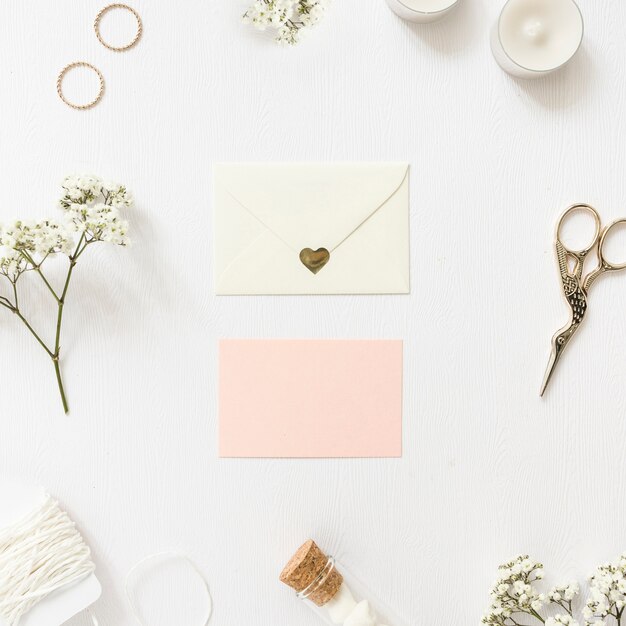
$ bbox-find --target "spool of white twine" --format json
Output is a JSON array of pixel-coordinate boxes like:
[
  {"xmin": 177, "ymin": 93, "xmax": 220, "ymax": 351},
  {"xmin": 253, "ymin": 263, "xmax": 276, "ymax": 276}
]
[
  {"xmin": 0, "ymin": 495, "xmax": 96, "ymax": 626},
  {"xmin": 0, "ymin": 493, "xmax": 212, "ymax": 626}
]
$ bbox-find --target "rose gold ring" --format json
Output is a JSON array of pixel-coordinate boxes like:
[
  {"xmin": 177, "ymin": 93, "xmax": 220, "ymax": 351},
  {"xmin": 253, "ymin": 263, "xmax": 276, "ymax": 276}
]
[
  {"xmin": 95, "ymin": 4, "xmax": 143, "ymax": 52},
  {"xmin": 57, "ymin": 62, "xmax": 105, "ymax": 110}
]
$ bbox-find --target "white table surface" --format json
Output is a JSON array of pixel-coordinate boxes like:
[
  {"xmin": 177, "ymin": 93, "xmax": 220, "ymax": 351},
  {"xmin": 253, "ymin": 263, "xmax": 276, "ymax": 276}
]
[{"xmin": 1, "ymin": 1, "xmax": 626, "ymax": 625}]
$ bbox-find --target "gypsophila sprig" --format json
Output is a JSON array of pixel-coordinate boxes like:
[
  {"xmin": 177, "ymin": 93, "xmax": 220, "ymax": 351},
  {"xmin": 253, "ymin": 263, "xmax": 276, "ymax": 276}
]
[
  {"xmin": 550, "ymin": 583, "xmax": 581, "ymax": 617},
  {"xmin": 60, "ymin": 176, "xmax": 131, "ymax": 245},
  {"xmin": 0, "ymin": 248, "xmax": 29, "ymax": 282},
  {"xmin": 583, "ymin": 554, "xmax": 626, "ymax": 626},
  {"xmin": 482, "ymin": 555, "xmax": 549, "ymax": 626},
  {"xmin": 481, "ymin": 554, "xmax": 626, "ymax": 626},
  {"xmin": 1, "ymin": 219, "xmax": 73, "ymax": 257},
  {"xmin": 243, "ymin": 0, "xmax": 330, "ymax": 45},
  {"xmin": 0, "ymin": 175, "xmax": 133, "ymax": 414}
]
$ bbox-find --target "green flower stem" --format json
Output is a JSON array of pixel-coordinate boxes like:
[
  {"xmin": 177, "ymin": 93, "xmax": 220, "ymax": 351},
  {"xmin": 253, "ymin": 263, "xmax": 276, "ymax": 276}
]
[
  {"xmin": 53, "ymin": 356, "xmax": 68, "ymax": 415},
  {"xmin": 56, "ymin": 259, "xmax": 75, "ymax": 347},
  {"xmin": 6, "ymin": 285, "xmax": 64, "ymax": 410},
  {"xmin": 6, "ymin": 235, "xmax": 87, "ymax": 415},
  {"xmin": 36, "ymin": 268, "xmax": 60, "ymax": 301},
  {"xmin": 14, "ymin": 310, "xmax": 54, "ymax": 358},
  {"xmin": 51, "ymin": 260, "xmax": 76, "ymax": 415},
  {"xmin": 49, "ymin": 236, "xmax": 86, "ymax": 415},
  {"xmin": 19, "ymin": 250, "xmax": 60, "ymax": 302}
]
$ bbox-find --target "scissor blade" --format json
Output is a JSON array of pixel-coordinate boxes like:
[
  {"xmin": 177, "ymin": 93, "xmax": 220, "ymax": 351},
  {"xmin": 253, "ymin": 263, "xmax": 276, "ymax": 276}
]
[{"xmin": 540, "ymin": 348, "xmax": 560, "ymax": 397}]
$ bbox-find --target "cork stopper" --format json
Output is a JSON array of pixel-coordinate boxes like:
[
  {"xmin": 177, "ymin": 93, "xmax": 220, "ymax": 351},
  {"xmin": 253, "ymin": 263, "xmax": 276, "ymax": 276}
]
[{"xmin": 280, "ymin": 540, "xmax": 344, "ymax": 607}]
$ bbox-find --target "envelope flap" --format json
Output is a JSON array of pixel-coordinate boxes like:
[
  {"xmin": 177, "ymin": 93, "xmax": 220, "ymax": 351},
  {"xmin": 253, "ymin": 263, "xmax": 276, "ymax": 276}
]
[{"xmin": 216, "ymin": 163, "xmax": 409, "ymax": 251}]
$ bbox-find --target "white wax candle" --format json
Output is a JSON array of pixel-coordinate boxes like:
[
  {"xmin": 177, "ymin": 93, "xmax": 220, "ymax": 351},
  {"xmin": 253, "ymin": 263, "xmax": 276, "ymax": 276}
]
[
  {"xmin": 491, "ymin": 0, "xmax": 584, "ymax": 78},
  {"xmin": 386, "ymin": 0, "xmax": 460, "ymax": 23}
]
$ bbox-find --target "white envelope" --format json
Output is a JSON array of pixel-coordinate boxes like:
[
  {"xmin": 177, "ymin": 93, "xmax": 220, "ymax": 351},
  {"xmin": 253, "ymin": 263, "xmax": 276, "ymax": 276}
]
[
  {"xmin": 214, "ymin": 163, "xmax": 410, "ymax": 294},
  {"xmin": 0, "ymin": 479, "xmax": 101, "ymax": 626}
]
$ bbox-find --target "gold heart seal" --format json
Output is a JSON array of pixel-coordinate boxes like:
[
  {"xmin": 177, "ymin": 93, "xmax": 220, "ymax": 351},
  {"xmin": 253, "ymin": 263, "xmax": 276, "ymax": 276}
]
[{"xmin": 299, "ymin": 248, "xmax": 330, "ymax": 274}]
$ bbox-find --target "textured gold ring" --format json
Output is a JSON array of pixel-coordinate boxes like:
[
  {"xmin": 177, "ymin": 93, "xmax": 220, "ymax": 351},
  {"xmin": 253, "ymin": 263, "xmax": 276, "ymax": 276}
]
[
  {"xmin": 57, "ymin": 62, "xmax": 105, "ymax": 110},
  {"xmin": 95, "ymin": 4, "xmax": 143, "ymax": 52}
]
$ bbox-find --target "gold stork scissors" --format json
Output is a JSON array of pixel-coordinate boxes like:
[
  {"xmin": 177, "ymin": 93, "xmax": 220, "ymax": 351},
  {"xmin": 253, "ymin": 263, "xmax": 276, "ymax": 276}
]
[{"xmin": 540, "ymin": 204, "xmax": 626, "ymax": 396}]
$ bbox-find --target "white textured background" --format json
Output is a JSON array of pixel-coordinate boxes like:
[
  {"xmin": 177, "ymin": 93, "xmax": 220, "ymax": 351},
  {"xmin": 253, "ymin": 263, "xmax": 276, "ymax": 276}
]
[{"xmin": 1, "ymin": 0, "xmax": 626, "ymax": 624}]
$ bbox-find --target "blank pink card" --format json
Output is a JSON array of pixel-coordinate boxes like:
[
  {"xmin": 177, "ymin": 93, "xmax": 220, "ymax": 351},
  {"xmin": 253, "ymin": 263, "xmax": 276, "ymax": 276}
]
[{"xmin": 219, "ymin": 340, "xmax": 402, "ymax": 458}]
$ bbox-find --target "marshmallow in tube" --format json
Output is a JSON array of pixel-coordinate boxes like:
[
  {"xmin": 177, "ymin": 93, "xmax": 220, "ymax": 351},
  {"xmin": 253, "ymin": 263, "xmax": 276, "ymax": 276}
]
[
  {"xmin": 327, "ymin": 585, "xmax": 358, "ymax": 624},
  {"xmin": 344, "ymin": 600, "xmax": 377, "ymax": 626},
  {"xmin": 280, "ymin": 540, "xmax": 391, "ymax": 626}
]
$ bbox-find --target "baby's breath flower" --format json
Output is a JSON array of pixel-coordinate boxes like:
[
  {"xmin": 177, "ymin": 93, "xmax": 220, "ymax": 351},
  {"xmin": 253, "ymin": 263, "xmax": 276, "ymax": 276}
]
[
  {"xmin": 0, "ymin": 175, "xmax": 133, "ymax": 413},
  {"xmin": 484, "ymin": 553, "xmax": 626, "ymax": 626},
  {"xmin": 59, "ymin": 175, "xmax": 132, "ymax": 246},
  {"xmin": 243, "ymin": 0, "xmax": 330, "ymax": 45},
  {"xmin": 0, "ymin": 248, "xmax": 28, "ymax": 282},
  {"xmin": 550, "ymin": 583, "xmax": 581, "ymax": 603},
  {"xmin": 0, "ymin": 219, "xmax": 72, "ymax": 258},
  {"xmin": 584, "ymin": 554, "xmax": 626, "ymax": 626},
  {"xmin": 483, "ymin": 557, "xmax": 582, "ymax": 626},
  {"xmin": 482, "ymin": 556, "xmax": 548, "ymax": 626},
  {"xmin": 548, "ymin": 582, "xmax": 580, "ymax": 618}
]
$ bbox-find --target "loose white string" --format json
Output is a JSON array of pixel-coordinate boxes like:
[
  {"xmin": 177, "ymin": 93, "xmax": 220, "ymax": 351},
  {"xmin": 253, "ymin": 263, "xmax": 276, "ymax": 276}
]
[
  {"xmin": 125, "ymin": 552, "xmax": 213, "ymax": 626},
  {"xmin": 0, "ymin": 495, "xmax": 96, "ymax": 626}
]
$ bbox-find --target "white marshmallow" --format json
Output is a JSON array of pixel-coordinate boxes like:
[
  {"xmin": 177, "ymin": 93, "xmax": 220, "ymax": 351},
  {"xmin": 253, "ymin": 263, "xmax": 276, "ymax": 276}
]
[
  {"xmin": 326, "ymin": 584, "xmax": 358, "ymax": 624},
  {"xmin": 342, "ymin": 600, "xmax": 377, "ymax": 626}
]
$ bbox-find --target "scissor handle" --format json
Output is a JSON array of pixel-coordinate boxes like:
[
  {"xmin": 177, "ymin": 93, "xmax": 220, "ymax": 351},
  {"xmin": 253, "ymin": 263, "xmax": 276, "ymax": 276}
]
[
  {"xmin": 556, "ymin": 203, "xmax": 602, "ymax": 258},
  {"xmin": 598, "ymin": 218, "xmax": 626, "ymax": 271}
]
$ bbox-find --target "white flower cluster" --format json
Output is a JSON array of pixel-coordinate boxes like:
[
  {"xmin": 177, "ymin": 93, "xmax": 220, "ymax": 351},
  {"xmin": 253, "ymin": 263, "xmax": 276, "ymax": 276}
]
[
  {"xmin": 483, "ymin": 556, "xmax": 582, "ymax": 626},
  {"xmin": 549, "ymin": 582, "xmax": 581, "ymax": 619},
  {"xmin": 0, "ymin": 220, "xmax": 72, "ymax": 257},
  {"xmin": 297, "ymin": 0, "xmax": 327, "ymax": 27},
  {"xmin": 244, "ymin": 0, "xmax": 293, "ymax": 28},
  {"xmin": 60, "ymin": 175, "xmax": 133, "ymax": 209},
  {"xmin": 0, "ymin": 249, "xmax": 27, "ymax": 282},
  {"xmin": 550, "ymin": 583, "xmax": 581, "ymax": 604},
  {"xmin": 583, "ymin": 554, "xmax": 626, "ymax": 626},
  {"xmin": 0, "ymin": 220, "xmax": 73, "ymax": 282},
  {"xmin": 243, "ymin": 0, "xmax": 330, "ymax": 45},
  {"xmin": 0, "ymin": 175, "xmax": 131, "ymax": 286},
  {"xmin": 0, "ymin": 175, "xmax": 133, "ymax": 413},
  {"xmin": 59, "ymin": 174, "xmax": 132, "ymax": 246},
  {"xmin": 483, "ymin": 556, "xmax": 547, "ymax": 626}
]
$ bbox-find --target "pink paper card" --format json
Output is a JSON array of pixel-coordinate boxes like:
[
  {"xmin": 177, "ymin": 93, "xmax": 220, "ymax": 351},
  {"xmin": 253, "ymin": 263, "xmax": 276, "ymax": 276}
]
[{"xmin": 219, "ymin": 339, "xmax": 403, "ymax": 458}]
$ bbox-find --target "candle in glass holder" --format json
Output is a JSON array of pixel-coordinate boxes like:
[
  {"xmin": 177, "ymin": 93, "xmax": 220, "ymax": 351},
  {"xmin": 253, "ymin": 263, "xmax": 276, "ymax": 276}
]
[
  {"xmin": 385, "ymin": 0, "xmax": 460, "ymax": 23},
  {"xmin": 491, "ymin": 0, "xmax": 584, "ymax": 78}
]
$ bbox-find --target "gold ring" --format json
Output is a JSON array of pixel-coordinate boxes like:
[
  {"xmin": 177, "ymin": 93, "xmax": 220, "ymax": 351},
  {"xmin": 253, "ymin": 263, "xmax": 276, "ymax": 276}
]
[
  {"xmin": 57, "ymin": 62, "xmax": 105, "ymax": 110},
  {"xmin": 94, "ymin": 4, "xmax": 143, "ymax": 52}
]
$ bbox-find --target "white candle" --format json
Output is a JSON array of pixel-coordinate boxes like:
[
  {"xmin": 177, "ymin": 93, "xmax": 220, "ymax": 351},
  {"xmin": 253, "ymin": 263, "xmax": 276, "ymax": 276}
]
[
  {"xmin": 491, "ymin": 0, "xmax": 584, "ymax": 78},
  {"xmin": 385, "ymin": 0, "xmax": 460, "ymax": 23}
]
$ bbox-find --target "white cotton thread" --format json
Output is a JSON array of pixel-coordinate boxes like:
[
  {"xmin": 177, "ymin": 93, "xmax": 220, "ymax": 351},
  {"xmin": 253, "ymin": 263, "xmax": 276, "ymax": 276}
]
[
  {"xmin": 125, "ymin": 552, "xmax": 213, "ymax": 626},
  {"xmin": 0, "ymin": 495, "xmax": 95, "ymax": 626}
]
